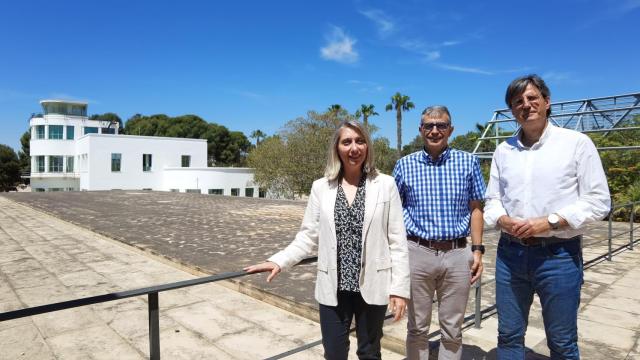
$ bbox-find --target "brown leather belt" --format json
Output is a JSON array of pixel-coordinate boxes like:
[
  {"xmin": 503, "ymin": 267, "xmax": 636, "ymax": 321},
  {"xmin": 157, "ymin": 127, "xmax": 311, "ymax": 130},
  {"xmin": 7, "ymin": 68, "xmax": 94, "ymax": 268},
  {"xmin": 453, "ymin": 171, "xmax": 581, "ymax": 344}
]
[
  {"xmin": 407, "ymin": 235, "xmax": 467, "ymax": 251},
  {"xmin": 501, "ymin": 232, "xmax": 577, "ymax": 247}
]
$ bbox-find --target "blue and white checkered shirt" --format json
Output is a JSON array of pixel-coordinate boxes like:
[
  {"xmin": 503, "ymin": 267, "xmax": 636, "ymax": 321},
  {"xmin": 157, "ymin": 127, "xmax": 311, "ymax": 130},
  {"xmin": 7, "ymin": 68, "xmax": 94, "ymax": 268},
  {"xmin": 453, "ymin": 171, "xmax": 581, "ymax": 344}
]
[{"xmin": 393, "ymin": 147, "xmax": 486, "ymax": 241}]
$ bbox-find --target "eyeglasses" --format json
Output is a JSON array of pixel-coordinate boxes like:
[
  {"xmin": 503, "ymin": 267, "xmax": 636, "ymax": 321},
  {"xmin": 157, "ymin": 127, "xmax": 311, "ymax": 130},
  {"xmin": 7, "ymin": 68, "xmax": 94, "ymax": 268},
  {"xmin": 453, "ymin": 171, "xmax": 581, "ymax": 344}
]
[
  {"xmin": 421, "ymin": 122, "xmax": 450, "ymax": 131},
  {"xmin": 511, "ymin": 95, "xmax": 542, "ymax": 109}
]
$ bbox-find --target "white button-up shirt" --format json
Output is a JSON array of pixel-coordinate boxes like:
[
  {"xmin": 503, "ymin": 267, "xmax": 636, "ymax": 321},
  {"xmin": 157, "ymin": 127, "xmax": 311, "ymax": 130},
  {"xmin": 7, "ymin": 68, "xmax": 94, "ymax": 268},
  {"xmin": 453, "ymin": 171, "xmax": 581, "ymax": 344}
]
[{"xmin": 484, "ymin": 122, "xmax": 611, "ymax": 238}]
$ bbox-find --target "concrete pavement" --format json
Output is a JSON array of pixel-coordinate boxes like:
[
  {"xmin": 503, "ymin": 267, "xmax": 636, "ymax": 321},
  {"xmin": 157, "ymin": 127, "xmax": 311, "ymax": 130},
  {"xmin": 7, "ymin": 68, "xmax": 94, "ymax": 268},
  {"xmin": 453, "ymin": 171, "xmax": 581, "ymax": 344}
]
[
  {"xmin": 2, "ymin": 191, "xmax": 640, "ymax": 359},
  {"xmin": 0, "ymin": 197, "xmax": 403, "ymax": 359}
]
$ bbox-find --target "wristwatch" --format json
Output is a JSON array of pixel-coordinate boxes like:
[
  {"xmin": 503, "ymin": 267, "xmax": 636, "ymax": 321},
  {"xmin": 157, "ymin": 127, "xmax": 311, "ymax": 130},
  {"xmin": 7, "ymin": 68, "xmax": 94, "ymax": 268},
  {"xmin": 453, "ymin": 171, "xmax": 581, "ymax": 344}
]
[
  {"xmin": 548, "ymin": 213, "xmax": 561, "ymax": 230},
  {"xmin": 471, "ymin": 245, "xmax": 485, "ymax": 254}
]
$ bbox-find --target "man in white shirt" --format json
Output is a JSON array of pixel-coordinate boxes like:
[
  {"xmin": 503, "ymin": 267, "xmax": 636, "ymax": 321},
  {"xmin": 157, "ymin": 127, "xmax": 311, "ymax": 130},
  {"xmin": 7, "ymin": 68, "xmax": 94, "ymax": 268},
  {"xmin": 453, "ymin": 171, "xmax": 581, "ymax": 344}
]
[{"xmin": 484, "ymin": 74, "xmax": 610, "ymax": 359}]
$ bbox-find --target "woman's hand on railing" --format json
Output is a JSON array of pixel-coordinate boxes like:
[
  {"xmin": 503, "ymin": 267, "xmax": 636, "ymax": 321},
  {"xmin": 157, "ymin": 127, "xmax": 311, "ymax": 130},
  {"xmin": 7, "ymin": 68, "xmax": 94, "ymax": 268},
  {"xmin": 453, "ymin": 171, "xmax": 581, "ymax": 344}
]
[
  {"xmin": 243, "ymin": 261, "xmax": 281, "ymax": 282},
  {"xmin": 388, "ymin": 295, "xmax": 408, "ymax": 322}
]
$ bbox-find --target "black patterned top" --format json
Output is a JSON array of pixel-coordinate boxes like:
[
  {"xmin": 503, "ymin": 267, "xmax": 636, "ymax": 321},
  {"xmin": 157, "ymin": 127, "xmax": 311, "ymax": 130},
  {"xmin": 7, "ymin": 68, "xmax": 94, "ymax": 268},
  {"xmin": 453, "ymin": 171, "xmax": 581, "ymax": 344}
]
[{"xmin": 335, "ymin": 174, "xmax": 366, "ymax": 292}]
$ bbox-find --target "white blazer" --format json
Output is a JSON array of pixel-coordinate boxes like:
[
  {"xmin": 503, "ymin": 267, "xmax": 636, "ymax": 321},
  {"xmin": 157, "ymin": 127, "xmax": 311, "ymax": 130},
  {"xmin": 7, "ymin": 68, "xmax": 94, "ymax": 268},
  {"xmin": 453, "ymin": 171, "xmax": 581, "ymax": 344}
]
[{"xmin": 269, "ymin": 172, "xmax": 410, "ymax": 306}]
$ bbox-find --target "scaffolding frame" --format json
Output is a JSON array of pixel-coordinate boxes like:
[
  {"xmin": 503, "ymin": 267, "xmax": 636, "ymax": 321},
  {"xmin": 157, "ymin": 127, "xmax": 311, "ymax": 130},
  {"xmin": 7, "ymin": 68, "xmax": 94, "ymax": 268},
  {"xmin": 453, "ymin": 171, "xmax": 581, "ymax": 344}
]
[{"xmin": 472, "ymin": 92, "xmax": 640, "ymax": 158}]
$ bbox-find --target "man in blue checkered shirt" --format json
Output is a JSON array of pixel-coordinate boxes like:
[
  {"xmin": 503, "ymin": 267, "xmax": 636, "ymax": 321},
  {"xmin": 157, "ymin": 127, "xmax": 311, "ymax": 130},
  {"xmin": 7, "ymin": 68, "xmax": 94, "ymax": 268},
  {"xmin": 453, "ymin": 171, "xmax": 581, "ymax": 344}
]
[{"xmin": 393, "ymin": 105, "xmax": 486, "ymax": 360}]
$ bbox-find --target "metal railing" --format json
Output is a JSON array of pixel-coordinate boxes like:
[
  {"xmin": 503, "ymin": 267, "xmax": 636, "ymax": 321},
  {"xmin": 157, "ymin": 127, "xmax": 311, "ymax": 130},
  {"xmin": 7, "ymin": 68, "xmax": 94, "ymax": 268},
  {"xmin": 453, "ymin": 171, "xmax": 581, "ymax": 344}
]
[
  {"xmin": 2, "ymin": 208, "xmax": 638, "ymax": 357},
  {"xmin": 600, "ymin": 201, "xmax": 639, "ymax": 264},
  {"xmin": 0, "ymin": 258, "xmax": 318, "ymax": 360}
]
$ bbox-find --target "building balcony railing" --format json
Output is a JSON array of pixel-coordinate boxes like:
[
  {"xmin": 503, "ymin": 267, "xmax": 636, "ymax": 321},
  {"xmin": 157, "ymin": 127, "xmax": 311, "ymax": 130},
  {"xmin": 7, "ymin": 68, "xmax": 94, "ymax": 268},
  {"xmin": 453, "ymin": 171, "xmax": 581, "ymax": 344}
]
[{"xmin": 28, "ymin": 171, "xmax": 81, "ymax": 179}]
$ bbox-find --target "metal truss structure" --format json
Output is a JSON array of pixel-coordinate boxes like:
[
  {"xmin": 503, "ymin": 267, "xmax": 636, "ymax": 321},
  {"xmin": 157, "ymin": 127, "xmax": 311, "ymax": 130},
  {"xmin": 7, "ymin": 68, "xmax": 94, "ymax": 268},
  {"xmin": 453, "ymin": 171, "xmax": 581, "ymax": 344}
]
[{"xmin": 473, "ymin": 92, "xmax": 640, "ymax": 158}]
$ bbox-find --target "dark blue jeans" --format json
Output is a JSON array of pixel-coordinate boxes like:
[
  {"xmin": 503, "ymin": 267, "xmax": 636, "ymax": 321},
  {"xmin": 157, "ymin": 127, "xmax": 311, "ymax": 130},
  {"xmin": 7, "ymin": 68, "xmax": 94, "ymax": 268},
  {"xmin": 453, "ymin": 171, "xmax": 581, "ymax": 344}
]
[
  {"xmin": 319, "ymin": 291, "xmax": 388, "ymax": 360},
  {"xmin": 495, "ymin": 234, "xmax": 583, "ymax": 360}
]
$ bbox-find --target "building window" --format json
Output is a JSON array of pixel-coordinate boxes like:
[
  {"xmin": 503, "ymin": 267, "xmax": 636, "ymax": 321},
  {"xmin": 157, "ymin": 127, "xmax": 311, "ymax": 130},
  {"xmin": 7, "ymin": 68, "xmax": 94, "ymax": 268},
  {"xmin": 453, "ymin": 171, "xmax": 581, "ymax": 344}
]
[
  {"xmin": 84, "ymin": 127, "xmax": 99, "ymax": 135},
  {"xmin": 66, "ymin": 156, "xmax": 74, "ymax": 172},
  {"xmin": 48, "ymin": 125, "xmax": 63, "ymax": 139},
  {"xmin": 35, "ymin": 156, "xmax": 45, "ymax": 173},
  {"xmin": 66, "ymin": 126, "xmax": 74, "ymax": 140},
  {"xmin": 170, "ymin": 189, "xmax": 179, "ymax": 192},
  {"xmin": 231, "ymin": 188, "xmax": 240, "ymax": 196},
  {"xmin": 101, "ymin": 127, "xmax": 115, "ymax": 135},
  {"xmin": 34, "ymin": 125, "xmax": 45, "ymax": 139},
  {"xmin": 49, "ymin": 188, "xmax": 63, "ymax": 192},
  {"xmin": 259, "ymin": 188, "xmax": 267, "ymax": 198},
  {"xmin": 70, "ymin": 105, "xmax": 86, "ymax": 116},
  {"xmin": 49, "ymin": 156, "xmax": 63, "ymax": 172},
  {"xmin": 143, "ymin": 154, "xmax": 152, "ymax": 172},
  {"xmin": 112, "ymin": 153, "xmax": 121, "ymax": 172},
  {"xmin": 208, "ymin": 189, "xmax": 223, "ymax": 195},
  {"xmin": 186, "ymin": 189, "xmax": 200, "ymax": 193},
  {"xmin": 34, "ymin": 188, "xmax": 45, "ymax": 192},
  {"xmin": 181, "ymin": 155, "xmax": 191, "ymax": 168},
  {"xmin": 245, "ymin": 188, "xmax": 254, "ymax": 197}
]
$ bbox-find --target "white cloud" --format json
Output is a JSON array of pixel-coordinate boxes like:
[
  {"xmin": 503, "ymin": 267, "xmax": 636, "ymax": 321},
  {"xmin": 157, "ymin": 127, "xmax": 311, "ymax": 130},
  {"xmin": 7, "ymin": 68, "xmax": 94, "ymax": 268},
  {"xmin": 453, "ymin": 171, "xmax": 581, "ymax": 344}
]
[
  {"xmin": 435, "ymin": 63, "xmax": 494, "ymax": 75},
  {"xmin": 359, "ymin": 9, "xmax": 395, "ymax": 37},
  {"xmin": 425, "ymin": 51, "xmax": 441, "ymax": 61},
  {"xmin": 49, "ymin": 93, "xmax": 98, "ymax": 104},
  {"xmin": 347, "ymin": 79, "xmax": 384, "ymax": 93},
  {"xmin": 320, "ymin": 26, "xmax": 359, "ymax": 64},
  {"xmin": 399, "ymin": 40, "xmax": 440, "ymax": 61},
  {"xmin": 441, "ymin": 40, "xmax": 461, "ymax": 47},
  {"xmin": 230, "ymin": 90, "xmax": 269, "ymax": 104},
  {"xmin": 541, "ymin": 71, "xmax": 573, "ymax": 83},
  {"xmin": 619, "ymin": 0, "xmax": 640, "ymax": 13},
  {"xmin": 0, "ymin": 89, "xmax": 39, "ymax": 103}
]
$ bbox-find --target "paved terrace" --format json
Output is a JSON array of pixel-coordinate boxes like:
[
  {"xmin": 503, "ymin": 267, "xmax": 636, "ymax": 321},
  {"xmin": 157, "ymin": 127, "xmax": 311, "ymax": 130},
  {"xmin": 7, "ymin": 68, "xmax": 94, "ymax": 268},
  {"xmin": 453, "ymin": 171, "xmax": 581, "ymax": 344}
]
[{"xmin": 1, "ymin": 191, "xmax": 639, "ymax": 359}]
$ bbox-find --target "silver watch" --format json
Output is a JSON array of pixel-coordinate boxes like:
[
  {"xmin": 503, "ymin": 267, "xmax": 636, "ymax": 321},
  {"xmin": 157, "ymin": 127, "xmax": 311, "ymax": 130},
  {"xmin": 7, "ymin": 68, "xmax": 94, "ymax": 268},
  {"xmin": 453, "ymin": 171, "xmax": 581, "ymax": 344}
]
[{"xmin": 547, "ymin": 213, "xmax": 561, "ymax": 230}]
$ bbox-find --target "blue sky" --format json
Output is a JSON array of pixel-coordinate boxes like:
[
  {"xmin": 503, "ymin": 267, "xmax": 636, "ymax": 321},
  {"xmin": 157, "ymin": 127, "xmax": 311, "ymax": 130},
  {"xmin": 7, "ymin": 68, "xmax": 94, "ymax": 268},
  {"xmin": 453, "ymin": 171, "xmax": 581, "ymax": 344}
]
[{"xmin": 1, "ymin": 0, "xmax": 639, "ymax": 152}]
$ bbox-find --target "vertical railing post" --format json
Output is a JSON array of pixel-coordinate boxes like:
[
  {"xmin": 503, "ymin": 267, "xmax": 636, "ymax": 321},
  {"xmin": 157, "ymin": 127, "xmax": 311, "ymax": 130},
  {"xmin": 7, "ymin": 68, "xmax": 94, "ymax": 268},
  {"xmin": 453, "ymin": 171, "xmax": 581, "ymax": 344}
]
[
  {"xmin": 631, "ymin": 203, "xmax": 635, "ymax": 250},
  {"xmin": 474, "ymin": 277, "xmax": 482, "ymax": 328},
  {"xmin": 149, "ymin": 292, "xmax": 160, "ymax": 360},
  {"xmin": 608, "ymin": 209, "xmax": 613, "ymax": 261}
]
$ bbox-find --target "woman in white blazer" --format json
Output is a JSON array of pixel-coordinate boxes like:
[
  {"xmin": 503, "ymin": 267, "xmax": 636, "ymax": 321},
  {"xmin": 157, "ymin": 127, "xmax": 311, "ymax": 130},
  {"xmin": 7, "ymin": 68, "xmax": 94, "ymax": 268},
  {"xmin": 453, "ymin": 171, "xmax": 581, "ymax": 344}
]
[{"xmin": 245, "ymin": 120, "xmax": 410, "ymax": 360}]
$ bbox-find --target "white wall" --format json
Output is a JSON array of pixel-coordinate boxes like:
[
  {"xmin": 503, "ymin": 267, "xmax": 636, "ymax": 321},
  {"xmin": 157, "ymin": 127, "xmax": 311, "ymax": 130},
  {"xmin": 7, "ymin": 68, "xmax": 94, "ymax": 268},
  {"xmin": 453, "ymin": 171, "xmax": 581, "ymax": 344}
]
[
  {"xmin": 31, "ymin": 177, "xmax": 80, "ymax": 191},
  {"xmin": 77, "ymin": 134, "xmax": 207, "ymax": 190},
  {"xmin": 162, "ymin": 167, "xmax": 258, "ymax": 196}
]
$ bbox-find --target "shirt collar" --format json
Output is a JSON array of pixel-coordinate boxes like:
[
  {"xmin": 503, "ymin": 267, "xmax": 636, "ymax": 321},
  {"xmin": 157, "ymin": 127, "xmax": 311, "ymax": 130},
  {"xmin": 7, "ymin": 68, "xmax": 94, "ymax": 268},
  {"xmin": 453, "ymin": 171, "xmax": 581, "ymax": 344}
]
[
  {"xmin": 421, "ymin": 146, "xmax": 451, "ymax": 165},
  {"xmin": 516, "ymin": 121, "xmax": 554, "ymax": 150}
]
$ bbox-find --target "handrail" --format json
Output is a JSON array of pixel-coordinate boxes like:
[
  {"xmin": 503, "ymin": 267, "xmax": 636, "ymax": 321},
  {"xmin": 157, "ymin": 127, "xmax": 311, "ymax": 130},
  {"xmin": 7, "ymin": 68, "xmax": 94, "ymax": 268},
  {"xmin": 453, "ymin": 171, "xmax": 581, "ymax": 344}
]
[
  {"xmin": 1, "ymin": 200, "xmax": 638, "ymax": 358},
  {"xmin": 0, "ymin": 256, "xmax": 317, "ymax": 360},
  {"xmin": 0, "ymin": 255, "xmax": 319, "ymax": 323}
]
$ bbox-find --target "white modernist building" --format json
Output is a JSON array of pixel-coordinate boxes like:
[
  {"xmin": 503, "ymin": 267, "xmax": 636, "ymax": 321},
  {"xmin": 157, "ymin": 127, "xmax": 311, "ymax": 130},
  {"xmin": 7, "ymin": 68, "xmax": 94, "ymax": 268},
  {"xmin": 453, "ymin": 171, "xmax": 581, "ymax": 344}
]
[{"xmin": 29, "ymin": 100, "xmax": 261, "ymax": 197}]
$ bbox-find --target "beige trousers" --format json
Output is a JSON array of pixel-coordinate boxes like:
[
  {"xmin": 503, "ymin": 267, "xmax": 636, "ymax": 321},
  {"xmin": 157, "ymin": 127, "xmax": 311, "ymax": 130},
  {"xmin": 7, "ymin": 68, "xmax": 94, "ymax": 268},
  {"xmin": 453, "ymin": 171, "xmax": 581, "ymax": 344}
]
[{"xmin": 405, "ymin": 241, "xmax": 473, "ymax": 360}]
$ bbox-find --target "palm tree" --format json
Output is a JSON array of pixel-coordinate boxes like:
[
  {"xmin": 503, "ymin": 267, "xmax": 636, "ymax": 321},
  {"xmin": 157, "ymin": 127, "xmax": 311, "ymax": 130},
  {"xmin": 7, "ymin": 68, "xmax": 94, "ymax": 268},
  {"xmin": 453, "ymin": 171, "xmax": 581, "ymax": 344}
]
[
  {"xmin": 250, "ymin": 129, "xmax": 266, "ymax": 145},
  {"xmin": 328, "ymin": 104, "xmax": 343, "ymax": 113},
  {"xmin": 354, "ymin": 104, "xmax": 379, "ymax": 126},
  {"xmin": 386, "ymin": 92, "xmax": 415, "ymax": 155}
]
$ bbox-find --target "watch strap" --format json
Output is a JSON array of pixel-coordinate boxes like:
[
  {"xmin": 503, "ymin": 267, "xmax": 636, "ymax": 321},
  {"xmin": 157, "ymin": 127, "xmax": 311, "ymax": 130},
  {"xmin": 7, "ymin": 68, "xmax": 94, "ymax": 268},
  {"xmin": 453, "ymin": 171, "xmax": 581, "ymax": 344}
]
[{"xmin": 471, "ymin": 244, "xmax": 485, "ymax": 254}]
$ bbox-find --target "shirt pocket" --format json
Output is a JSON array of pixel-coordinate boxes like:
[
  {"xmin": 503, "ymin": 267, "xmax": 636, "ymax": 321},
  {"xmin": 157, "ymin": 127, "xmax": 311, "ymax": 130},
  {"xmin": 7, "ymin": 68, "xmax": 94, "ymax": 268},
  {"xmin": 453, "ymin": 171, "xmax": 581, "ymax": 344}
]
[
  {"xmin": 317, "ymin": 261, "xmax": 329, "ymax": 273},
  {"xmin": 376, "ymin": 257, "xmax": 392, "ymax": 271}
]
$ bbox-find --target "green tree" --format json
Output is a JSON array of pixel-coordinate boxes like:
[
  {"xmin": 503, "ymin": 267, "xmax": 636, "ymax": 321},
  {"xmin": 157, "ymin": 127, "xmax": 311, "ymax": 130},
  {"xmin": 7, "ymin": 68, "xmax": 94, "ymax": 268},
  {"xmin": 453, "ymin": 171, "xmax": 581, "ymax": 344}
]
[
  {"xmin": 248, "ymin": 111, "xmax": 336, "ymax": 198},
  {"xmin": 18, "ymin": 131, "xmax": 30, "ymax": 184},
  {"xmin": 124, "ymin": 114, "xmax": 250, "ymax": 166},
  {"xmin": 589, "ymin": 117, "xmax": 640, "ymax": 215},
  {"xmin": 402, "ymin": 135, "xmax": 423, "ymax": 156},
  {"xmin": 373, "ymin": 137, "xmax": 398, "ymax": 175},
  {"xmin": 385, "ymin": 92, "xmax": 415, "ymax": 155},
  {"xmin": 247, "ymin": 135, "xmax": 293, "ymax": 198},
  {"xmin": 0, "ymin": 144, "xmax": 21, "ymax": 191},
  {"xmin": 248, "ymin": 108, "xmax": 397, "ymax": 198},
  {"xmin": 250, "ymin": 129, "xmax": 267, "ymax": 145},
  {"xmin": 354, "ymin": 104, "xmax": 379, "ymax": 127},
  {"xmin": 90, "ymin": 113, "xmax": 123, "ymax": 132}
]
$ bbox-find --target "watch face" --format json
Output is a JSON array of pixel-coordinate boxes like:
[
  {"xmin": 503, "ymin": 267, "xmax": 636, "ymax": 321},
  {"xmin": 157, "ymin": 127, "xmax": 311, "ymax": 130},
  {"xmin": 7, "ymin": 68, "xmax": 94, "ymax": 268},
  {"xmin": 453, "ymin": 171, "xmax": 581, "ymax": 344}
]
[{"xmin": 548, "ymin": 214, "xmax": 559, "ymax": 224}]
